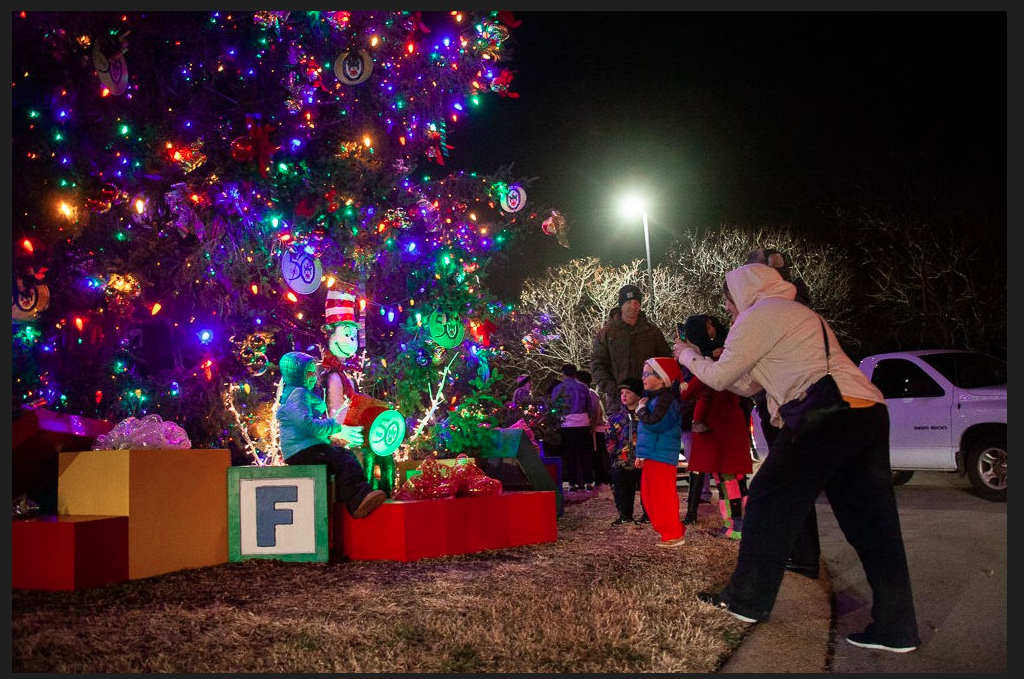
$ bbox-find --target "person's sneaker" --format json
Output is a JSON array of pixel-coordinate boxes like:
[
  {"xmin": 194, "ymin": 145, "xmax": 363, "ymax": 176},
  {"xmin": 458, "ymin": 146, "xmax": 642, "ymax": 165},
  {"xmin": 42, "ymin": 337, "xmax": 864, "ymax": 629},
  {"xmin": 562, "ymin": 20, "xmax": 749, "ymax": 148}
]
[
  {"xmin": 717, "ymin": 526, "xmax": 742, "ymax": 540},
  {"xmin": 691, "ymin": 421, "xmax": 711, "ymax": 433},
  {"xmin": 696, "ymin": 591, "xmax": 761, "ymax": 624},
  {"xmin": 655, "ymin": 535, "xmax": 686, "ymax": 548},
  {"xmin": 351, "ymin": 489, "xmax": 386, "ymax": 518},
  {"xmin": 584, "ymin": 483, "xmax": 595, "ymax": 491},
  {"xmin": 636, "ymin": 515, "xmax": 651, "ymax": 524},
  {"xmin": 611, "ymin": 517, "xmax": 626, "ymax": 526},
  {"xmin": 845, "ymin": 627, "xmax": 918, "ymax": 654}
]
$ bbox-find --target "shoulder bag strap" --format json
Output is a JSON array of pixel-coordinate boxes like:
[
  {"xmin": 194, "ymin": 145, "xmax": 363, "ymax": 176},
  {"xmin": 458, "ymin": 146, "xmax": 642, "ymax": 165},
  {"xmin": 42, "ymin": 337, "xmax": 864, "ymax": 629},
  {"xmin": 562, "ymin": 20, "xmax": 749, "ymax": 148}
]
[{"xmin": 820, "ymin": 318, "xmax": 831, "ymax": 374}]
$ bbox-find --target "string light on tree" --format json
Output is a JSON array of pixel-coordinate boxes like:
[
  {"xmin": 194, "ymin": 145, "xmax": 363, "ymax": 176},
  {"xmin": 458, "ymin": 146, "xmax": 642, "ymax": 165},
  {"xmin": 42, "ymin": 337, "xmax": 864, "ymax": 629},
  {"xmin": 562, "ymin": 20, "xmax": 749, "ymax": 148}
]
[{"xmin": 11, "ymin": 10, "xmax": 558, "ymax": 457}]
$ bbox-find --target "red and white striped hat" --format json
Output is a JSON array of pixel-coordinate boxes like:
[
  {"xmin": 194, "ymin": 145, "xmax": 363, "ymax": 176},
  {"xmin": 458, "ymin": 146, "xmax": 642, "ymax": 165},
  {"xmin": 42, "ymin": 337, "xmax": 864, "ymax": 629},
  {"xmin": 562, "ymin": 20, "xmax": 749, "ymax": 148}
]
[{"xmin": 324, "ymin": 287, "xmax": 357, "ymax": 327}]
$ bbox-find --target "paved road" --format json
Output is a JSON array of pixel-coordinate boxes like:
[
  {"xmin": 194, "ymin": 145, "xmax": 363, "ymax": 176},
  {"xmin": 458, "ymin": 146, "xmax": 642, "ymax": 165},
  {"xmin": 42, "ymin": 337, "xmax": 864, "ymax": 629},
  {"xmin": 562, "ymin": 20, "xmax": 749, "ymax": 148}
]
[{"xmin": 822, "ymin": 470, "xmax": 1007, "ymax": 673}]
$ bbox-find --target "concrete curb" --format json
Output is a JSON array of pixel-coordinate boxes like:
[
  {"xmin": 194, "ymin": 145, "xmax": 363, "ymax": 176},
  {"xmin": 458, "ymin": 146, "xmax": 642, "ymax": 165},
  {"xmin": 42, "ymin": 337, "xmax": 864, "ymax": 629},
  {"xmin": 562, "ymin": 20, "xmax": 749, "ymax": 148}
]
[{"xmin": 718, "ymin": 562, "xmax": 833, "ymax": 673}]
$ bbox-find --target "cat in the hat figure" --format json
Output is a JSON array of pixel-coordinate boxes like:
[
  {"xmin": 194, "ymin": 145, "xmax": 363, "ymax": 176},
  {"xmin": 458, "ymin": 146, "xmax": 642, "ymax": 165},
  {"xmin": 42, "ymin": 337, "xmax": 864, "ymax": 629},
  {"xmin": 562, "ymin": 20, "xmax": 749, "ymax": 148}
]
[{"xmin": 320, "ymin": 287, "xmax": 400, "ymax": 496}]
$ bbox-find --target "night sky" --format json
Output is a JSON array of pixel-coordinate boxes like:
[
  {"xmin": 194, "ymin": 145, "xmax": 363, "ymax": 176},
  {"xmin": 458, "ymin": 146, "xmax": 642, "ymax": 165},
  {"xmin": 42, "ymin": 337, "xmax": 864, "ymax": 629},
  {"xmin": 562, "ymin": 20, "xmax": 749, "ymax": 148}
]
[{"xmin": 445, "ymin": 11, "xmax": 1006, "ymax": 288}]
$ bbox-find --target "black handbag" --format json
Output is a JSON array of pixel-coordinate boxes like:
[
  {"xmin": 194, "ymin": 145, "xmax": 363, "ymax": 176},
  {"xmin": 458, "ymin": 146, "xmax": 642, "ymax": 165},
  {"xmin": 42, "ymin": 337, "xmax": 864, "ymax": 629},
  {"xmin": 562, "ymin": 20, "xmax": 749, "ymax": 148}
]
[{"xmin": 777, "ymin": 319, "xmax": 848, "ymax": 433}]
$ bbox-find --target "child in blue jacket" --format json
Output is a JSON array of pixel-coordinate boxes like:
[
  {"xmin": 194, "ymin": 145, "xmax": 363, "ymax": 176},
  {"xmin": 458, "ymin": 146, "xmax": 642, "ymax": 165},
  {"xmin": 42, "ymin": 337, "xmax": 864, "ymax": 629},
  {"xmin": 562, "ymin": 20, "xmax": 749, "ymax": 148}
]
[{"xmin": 636, "ymin": 357, "xmax": 687, "ymax": 548}]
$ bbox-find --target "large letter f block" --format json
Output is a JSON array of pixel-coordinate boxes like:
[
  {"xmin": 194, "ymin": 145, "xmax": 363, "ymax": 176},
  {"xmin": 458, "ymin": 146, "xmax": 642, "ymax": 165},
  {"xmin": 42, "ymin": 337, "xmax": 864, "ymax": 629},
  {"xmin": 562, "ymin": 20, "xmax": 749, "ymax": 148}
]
[{"xmin": 227, "ymin": 465, "xmax": 329, "ymax": 562}]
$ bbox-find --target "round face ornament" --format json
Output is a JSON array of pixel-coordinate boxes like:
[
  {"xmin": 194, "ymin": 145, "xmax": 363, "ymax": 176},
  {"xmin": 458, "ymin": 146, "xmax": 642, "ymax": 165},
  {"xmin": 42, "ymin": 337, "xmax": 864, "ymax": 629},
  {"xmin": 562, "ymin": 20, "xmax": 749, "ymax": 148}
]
[
  {"xmin": 335, "ymin": 48, "xmax": 373, "ymax": 85},
  {"xmin": 327, "ymin": 321, "xmax": 360, "ymax": 360}
]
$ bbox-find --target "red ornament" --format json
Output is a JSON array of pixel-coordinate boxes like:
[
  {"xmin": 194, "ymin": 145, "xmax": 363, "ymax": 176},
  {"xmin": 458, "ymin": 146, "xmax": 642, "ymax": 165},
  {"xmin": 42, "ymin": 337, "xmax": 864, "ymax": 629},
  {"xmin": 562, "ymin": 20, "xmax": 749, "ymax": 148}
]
[
  {"xmin": 85, "ymin": 183, "xmax": 124, "ymax": 213},
  {"xmin": 230, "ymin": 136, "xmax": 255, "ymax": 162},
  {"xmin": 294, "ymin": 197, "xmax": 317, "ymax": 219},
  {"xmin": 541, "ymin": 210, "xmax": 570, "ymax": 248}
]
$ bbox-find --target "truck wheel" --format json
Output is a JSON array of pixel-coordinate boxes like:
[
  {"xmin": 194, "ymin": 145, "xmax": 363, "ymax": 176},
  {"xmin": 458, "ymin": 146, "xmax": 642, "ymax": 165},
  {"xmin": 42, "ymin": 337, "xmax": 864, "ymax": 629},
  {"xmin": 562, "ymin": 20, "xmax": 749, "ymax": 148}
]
[
  {"xmin": 965, "ymin": 434, "xmax": 1007, "ymax": 502},
  {"xmin": 891, "ymin": 470, "xmax": 914, "ymax": 486}
]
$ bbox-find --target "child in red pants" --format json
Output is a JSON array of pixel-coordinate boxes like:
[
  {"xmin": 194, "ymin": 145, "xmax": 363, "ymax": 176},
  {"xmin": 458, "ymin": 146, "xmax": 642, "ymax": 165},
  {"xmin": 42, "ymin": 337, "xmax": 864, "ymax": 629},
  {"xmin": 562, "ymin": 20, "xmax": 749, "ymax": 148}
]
[{"xmin": 635, "ymin": 357, "xmax": 687, "ymax": 548}]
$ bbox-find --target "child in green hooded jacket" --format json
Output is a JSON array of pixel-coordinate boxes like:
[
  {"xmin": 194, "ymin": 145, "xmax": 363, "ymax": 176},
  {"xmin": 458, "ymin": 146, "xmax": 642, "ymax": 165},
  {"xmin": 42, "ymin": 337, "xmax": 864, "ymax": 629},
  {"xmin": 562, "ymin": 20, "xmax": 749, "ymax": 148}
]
[{"xmin": 275, "ymin": 351, "xmax": 385, "ymax": 518}]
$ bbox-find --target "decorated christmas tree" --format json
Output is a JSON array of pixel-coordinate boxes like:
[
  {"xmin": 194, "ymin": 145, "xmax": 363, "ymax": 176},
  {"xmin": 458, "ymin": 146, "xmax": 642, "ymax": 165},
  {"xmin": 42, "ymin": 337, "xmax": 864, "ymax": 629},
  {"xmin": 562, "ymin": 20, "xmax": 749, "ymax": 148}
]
[{"xmin": 12, "ymin": 10, "xmax": 554, "ymax": 465}]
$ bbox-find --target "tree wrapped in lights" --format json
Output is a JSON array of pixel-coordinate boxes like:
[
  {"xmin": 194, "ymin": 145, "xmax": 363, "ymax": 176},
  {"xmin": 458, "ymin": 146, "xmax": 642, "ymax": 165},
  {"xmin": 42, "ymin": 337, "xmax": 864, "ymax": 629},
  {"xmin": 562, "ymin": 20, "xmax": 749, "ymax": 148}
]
[{"xmin": 12, "ymin": 10, "xmax": 549, "ymax": 463}]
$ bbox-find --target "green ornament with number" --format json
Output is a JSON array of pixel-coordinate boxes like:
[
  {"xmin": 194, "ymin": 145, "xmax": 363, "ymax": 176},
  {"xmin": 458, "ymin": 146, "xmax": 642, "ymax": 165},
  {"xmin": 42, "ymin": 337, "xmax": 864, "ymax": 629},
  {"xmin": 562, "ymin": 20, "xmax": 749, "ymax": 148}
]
[{"xmin": 427, "ymin": 308, "xmax": 465, "ymax": 348}]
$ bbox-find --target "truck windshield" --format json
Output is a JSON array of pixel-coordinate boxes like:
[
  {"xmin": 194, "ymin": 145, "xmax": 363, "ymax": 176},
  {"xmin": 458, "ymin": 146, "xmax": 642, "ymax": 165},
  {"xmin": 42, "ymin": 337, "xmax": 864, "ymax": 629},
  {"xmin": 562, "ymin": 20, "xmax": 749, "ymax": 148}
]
[{"xmin": 920, "ymin": 352, "xmax": 1007, "ymax": 389}]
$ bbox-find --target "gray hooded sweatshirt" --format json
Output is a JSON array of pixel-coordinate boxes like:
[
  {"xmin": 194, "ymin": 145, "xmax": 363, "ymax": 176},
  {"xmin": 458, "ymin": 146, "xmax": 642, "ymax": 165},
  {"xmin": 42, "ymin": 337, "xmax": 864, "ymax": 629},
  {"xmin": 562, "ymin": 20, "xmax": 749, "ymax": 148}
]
[{"xmin": 676, "ymin": 263, "xmax": 883, "ymax": 429}]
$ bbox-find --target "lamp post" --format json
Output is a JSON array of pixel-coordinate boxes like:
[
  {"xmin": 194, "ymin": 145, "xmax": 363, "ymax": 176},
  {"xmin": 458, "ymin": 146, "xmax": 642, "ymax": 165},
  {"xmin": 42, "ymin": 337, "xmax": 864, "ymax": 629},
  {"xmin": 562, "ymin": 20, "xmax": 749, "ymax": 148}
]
[
  {"xmin": 618, "ymin": 196, "xmax": 651, "ymax": 301},
  {"xmin": 622, "ymin": 195, "xmax": 654, "ymax": 300},
  {"xmin": 640, "ymin": 208, "xmax": 652, "ymax": 298}
]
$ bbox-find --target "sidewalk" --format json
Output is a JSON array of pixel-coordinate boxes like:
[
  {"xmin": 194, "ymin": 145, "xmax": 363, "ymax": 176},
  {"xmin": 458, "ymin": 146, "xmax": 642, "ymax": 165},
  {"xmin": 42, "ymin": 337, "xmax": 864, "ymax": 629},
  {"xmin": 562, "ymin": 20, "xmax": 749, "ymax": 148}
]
[
  {"xmin": 709, "ymin": 455, "xmax": 834, "ymax": 674},
  {"xmin": 670, "ymin": 464, "xmax": 834, "ymax": 673},
  {"xmin": 718, "ymin": 471, "xmax": 1007, "ymax": 674},
  {"xmin": 822, "ymin": 472, "xmax": 1006, "ymax": 673}
]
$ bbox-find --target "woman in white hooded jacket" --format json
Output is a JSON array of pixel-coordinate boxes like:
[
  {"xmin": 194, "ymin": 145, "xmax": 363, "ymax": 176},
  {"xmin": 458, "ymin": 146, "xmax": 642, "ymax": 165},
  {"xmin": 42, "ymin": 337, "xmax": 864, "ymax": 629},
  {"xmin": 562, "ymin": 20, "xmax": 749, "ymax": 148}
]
[{"xmin": 674, "ymin": 262, "xmax": 920, "ymax": 654}]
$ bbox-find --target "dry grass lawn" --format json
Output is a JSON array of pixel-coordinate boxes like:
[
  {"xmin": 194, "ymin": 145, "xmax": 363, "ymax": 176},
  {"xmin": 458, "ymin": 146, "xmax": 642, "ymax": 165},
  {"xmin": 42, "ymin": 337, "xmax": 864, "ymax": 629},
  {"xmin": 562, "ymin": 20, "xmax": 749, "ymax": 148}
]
[{"xmin": 12, "ymin": 487, "xmax": 749, "ymax": 673}]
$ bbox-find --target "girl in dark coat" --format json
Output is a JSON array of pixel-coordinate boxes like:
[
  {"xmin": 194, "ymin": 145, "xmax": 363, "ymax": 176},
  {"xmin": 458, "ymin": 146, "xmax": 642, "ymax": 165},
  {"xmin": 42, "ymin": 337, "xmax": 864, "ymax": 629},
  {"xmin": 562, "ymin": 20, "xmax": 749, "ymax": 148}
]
[{"xmin": 679, "ymin": 314, "xmax": 751, "ymax": 538}]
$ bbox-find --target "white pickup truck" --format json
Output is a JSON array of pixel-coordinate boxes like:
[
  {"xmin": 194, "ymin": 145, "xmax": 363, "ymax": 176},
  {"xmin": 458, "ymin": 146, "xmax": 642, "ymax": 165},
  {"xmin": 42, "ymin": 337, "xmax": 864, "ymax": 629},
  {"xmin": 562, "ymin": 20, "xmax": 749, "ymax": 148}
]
[{"xmin": 752, "ymin": 349, "xmax": 1007, "ymax": 502}]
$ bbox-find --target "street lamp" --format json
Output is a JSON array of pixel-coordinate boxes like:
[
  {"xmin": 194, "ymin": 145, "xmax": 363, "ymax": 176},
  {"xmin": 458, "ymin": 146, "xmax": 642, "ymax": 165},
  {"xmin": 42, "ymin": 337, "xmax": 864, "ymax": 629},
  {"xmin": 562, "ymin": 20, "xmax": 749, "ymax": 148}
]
[{"xmin": 622, "ymin": 195, "xmax": 653, "ymax": 299}]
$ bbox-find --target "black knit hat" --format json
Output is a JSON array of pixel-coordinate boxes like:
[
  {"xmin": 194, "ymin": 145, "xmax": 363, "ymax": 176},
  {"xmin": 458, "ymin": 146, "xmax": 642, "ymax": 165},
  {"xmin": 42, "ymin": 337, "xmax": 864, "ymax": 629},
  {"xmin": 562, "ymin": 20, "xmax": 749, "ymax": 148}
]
[
  {"xmin": 683, "ymin": 314, "xmax": 728, "ymax": 358},
  {"xmin": 618, "ymin": 284, "xmax": 642, "ymax": 306},
  {"xmin": 617, "ymin": 377, "xmax": 645, "ymax": 398}
]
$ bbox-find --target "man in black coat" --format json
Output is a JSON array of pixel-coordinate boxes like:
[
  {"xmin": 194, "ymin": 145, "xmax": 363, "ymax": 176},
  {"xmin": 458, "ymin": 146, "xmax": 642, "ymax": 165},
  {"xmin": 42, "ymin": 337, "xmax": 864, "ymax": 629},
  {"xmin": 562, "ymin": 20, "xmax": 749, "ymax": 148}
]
[{"xmin": 590, "ymin": 284, "xmax": 671, "ymax": 417}]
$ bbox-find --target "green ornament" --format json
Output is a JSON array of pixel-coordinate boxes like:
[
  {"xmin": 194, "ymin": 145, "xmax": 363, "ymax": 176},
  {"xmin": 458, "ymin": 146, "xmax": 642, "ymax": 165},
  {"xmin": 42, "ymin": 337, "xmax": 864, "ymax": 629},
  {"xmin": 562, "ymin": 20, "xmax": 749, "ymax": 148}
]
[
  {"xmin": 427, "ymin": 308, "xmax": 465, "ymax": 348},
  {"xmin": 367, "ymin": 408, "xmax": 406, "ymax": 457}
]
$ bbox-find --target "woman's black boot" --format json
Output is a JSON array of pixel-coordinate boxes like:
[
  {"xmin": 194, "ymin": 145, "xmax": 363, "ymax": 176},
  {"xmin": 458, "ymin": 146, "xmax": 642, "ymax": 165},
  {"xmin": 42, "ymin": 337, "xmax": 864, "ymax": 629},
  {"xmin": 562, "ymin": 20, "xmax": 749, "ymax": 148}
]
[{"xmin": 684, "ymin": 472, "xmax": 704, "ymax": 524}]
